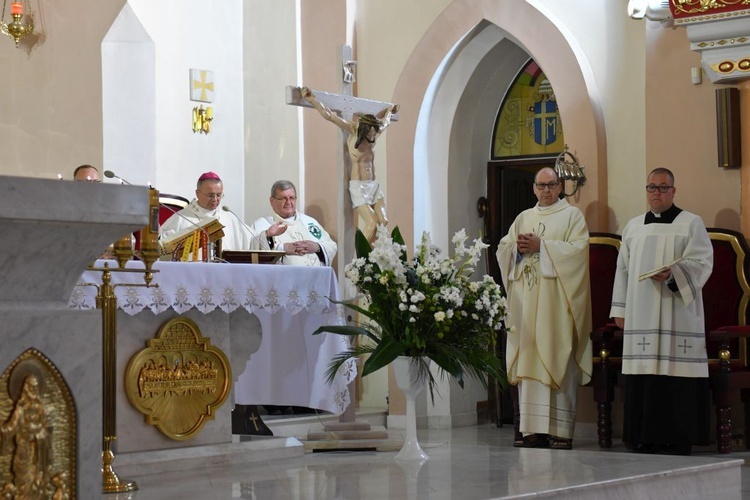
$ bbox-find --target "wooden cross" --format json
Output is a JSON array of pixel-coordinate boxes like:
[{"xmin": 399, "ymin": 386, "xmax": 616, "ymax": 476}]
[{"xmin": 285, "ymin": 86, "xmax": 399, "ymax": 122}]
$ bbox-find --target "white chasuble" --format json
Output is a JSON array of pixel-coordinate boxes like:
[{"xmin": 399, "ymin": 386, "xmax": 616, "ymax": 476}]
[
  {"xmin": 497, "ymin": 199, "xmax": 593, "ymax": 391},
  {"xmin": 159, "ymin": 200, "xmax": 259, "ymax": 251},
  {"xmin": 250, "ymin": 212, "xmax": 337, "ymax": 267},
  {"xmin": 611, "ymin": 211, "xmax": 713, "ymax": 378}
]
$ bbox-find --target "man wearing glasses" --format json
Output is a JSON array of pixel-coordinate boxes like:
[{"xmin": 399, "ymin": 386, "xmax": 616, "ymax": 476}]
[
  {"xmin": 250, "ymin": 180, "xmax": 337, "ymax": 267},
  {"xmin": 496, "ymin": 167, "xmax": 592, "ymax": 450},
  {"xmin": 160, "ymin": 171, "xmax": 268, "ymax": 251},
  {"xmin": 611, "ymin": 167, "xmax": 713, "ymax": 455}
]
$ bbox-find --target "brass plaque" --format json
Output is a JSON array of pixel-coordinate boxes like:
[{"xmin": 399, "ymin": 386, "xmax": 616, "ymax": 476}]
[
  {"xmin": 0, "ymin": 348, "xmax": 76, "ymax": 499},
  {"xmin": 125, "ymin": 317, "xmax": 231, "ymax": 440}
]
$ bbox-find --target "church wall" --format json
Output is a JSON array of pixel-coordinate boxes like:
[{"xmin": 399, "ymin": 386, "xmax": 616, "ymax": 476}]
[
  {"xmin": 127, "ymin": 0, "xmax": 246, "ymax": 212},
  {"xmin": 0, "ymin": 1, "xmax": 126, "ymax": 178},
  {"xmin": 243, "ymin": 0, "xmax": 301, "ymax": 224},
  {"xmin": 644, "ymin": 22, "xmax": 743, "ymax": 232}
]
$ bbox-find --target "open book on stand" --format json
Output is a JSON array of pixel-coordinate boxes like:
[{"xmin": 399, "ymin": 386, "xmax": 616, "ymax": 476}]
[
  {"xmin": 160, "ymin": 218, "xmax": 225, "ymax": 261},
  {"xmin": 638, "ymin": 257, "xmax": 684, "ymax": 282}
]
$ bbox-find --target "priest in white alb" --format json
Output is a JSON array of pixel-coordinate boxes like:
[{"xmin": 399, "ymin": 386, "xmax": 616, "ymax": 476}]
[
  {"xmin": 250, "ymin": 180, "xmax": 337, "ymax": 267},
  {"xmin": 611, "ymin": 167, "xmax": 713, "ymax": 455},
  {"xmin": 496, "ymin": 167, "xmax": 592, "ymax": 451}
]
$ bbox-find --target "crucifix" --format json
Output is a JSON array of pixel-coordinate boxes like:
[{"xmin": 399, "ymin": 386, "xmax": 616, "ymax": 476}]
[
  {"xmin": 285, "ymin": 46, "xmax": 399, "ymax": 428},
  {"xmin": 285, "ymin": 79, "xmax": 399, "ymax": 244}
]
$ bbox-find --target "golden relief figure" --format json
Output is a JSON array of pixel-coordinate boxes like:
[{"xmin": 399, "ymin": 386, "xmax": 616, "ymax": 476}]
[
  {"xmin": 125, "ymin": 317, "xmax": 231, "ymax": 441},
  {"xmin": 0, "ymin": 349, "xmax": 75, "ymax": 499}
]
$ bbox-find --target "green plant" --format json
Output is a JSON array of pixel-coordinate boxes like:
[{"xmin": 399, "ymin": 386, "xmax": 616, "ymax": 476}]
[{"xmin": 313, "ymin": 226, "xmax": 507, "ymax": 397}]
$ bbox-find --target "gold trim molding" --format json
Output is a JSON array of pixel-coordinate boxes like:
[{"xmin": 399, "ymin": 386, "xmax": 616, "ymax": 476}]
[
  {"xmin": 125, "ymin": 317, "xmax": 231, "ymax": 441},
  {"xmin": 0, "ymin": 348, "xmax": 76, "ymax": 499}
]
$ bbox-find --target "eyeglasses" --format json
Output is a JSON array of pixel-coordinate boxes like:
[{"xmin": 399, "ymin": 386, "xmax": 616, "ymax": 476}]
[
  {"xmin": 198, "ymin": 191, "xmax": 224, "ymax": 200},
  {"xmin": 273, "ymin": 196, "xmax": 297, "ymax": 203},
  {"xmin": 534, "ymin": 182, "xmax": 560, "ymax": 190},
  {"xmin": 645, "ymin": 184, "xmax": 674, "ymax": 193}
]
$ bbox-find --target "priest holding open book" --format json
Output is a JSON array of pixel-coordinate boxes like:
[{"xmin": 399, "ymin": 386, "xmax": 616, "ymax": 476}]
[
  {"xmin": 160, "ymin": 171, "xmax": 283, "ymax": 255},
  {"xmin": 610, "ymin": 167, "xmax": 713, "ymax": 456}
]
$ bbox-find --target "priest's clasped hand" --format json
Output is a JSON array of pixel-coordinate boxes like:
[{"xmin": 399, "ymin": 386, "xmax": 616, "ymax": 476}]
[
  {"xmin": 283, "ymin": 240, "xmax": 321, "ymax": 256},
  {"xmin": 516, "ymin": 233, "xmax": 541, "ymax": 254}
]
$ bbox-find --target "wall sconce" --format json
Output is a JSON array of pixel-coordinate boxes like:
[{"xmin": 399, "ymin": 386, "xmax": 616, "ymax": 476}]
[
  {"xmin": 192, "ymin": 105, "xmax": 213, "ymax": 134},
  {"xmin": 555, "ymin": 145, "xmax": 586, "ymax": 197},
  {"xmin": 1, "ymin": 1, "xmax": 33, "ymax": 47}
]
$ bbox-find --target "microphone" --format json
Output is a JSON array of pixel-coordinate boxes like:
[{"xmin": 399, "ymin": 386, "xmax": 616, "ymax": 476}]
[
  {"xmin": 103, "ymin": 170, "xmax": 133, "ymax": 185},
  {"xmin": 222, "ymin": 205, "xmax": 272, "ymax": 251},
  {"xmin": 159, "ymin": 202, "xmax": 225, "ymax": 262}
]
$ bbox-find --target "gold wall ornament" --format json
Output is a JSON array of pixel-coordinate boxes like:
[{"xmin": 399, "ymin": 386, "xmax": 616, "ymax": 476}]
[
  {"xmin": 192, "ymin": 105, "xmax": 213, "ymax": 134},
  {"xmin": 0, "ymin": 348, "xmax": 76, "ymax": 499},
  {"xmin": 125, "ymin": 316, "xmax": 231, "ymax": 441}
]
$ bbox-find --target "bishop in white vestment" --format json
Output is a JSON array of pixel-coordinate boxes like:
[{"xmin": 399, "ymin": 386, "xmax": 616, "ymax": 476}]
[
  {"xmin": 160, "ymin": 172, "xmax": 261, "ymax": 252},
  {"xmin": 611, "ymin": 168, "xmax": 713, "ymax": 455},
  {"xmin": 496, "ymin": 168, "xmax": 592, "ymax": 449}
]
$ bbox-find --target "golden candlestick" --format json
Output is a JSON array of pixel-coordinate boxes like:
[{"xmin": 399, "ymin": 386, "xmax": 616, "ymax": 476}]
[{"xmin": 78, "ymin": 188, "xmax": 161, "ymax": 494}]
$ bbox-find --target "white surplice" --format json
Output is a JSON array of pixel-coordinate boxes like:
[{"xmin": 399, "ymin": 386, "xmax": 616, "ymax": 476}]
[{"xmin": 610, "ymin": 210, "xmax": 713, "ymax": 378}]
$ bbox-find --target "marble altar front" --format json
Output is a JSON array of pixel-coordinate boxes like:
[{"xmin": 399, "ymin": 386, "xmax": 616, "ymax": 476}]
[
  {"xmin": 72, "ymin": 260, "xmax": 357, "ymax": 453},
  {"xmin": 0, "ymin": 176, "xmax": 150, "ymax": 496}
]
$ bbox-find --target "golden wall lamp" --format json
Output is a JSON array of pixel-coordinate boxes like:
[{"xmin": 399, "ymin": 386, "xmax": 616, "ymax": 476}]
[
  {"xmin": 1, "ymin": 1, "xmax": 33, "ymax": 47},
  {"xmin": 555, "ymin": 145, "xmax": 586, "ymax": 197}
]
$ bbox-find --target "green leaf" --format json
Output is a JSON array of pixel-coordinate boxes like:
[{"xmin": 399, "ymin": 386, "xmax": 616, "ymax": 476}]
[
  {"xmin": 361, "ymin": 336, "xmax": 407, "ymax": 376},
  {"xmin": 391, "ymin": 226, "xmax": 405, "ymax": 246},
  {"xmin": 355, "ymin": 229, "xmax": 372, "ymax": 258},
  {"xmin": 312, "ymin": 324, "xmax": 379, "ymax": 343},
  {"xmin": 390, "ymin": 226, "xmax": 408, "ymax": 262},
  {"xmin": 323, "ymin": 346, "xmax": 376, "ymax": 384}
]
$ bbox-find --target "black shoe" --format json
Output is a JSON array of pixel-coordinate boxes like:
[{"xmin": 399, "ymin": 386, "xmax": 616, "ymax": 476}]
[
  {"xmin": 516, "ymin": 434, "xmax": 549, "ymax": 448},
  {"xmin": 634, "ymin": 443, "xmax": 655, "ymax": 454}
]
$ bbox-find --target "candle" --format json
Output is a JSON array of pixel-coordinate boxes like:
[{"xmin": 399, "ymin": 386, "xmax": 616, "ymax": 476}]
[{"xmin": 10, "ymin": 2, "xmax": 23, "ymax": 15}]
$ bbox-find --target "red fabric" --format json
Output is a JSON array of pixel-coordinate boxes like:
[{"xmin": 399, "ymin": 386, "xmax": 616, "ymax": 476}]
[{"xmin": 670, "ymin": 1, "xmax": 748, "ymax": 20}]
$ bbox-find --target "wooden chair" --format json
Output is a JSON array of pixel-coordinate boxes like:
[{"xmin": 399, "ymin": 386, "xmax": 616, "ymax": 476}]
[
  {"xmin": 590, "ymin": 227, "xmax": 750, "ymax": 453},
  {"xmin": 704, "ymin": 228, "xmax": 750, "ymax": 453},
  {"xmin": 587, "ymin": 233, "xmax": 622, "ymax": 449}
]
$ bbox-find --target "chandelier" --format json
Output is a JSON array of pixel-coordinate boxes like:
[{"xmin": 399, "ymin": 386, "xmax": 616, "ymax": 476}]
[{"xmin": 0, "ymin": 1, "xmax": 33, "ymax": 47}]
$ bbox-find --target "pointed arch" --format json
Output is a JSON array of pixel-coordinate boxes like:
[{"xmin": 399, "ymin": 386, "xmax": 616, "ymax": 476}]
[{"xmin": 387, "ymin": 0, "xmax": 607, "ymax": 247}]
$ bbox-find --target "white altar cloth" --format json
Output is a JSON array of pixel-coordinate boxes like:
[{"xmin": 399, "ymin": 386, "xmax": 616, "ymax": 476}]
[{"xmin": 71, "ymin": 260, "xmax": 356, "ymax": 414}]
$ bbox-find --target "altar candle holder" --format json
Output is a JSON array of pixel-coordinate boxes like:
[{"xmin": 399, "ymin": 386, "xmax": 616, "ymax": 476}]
[{"xmin": 78, "ymin": 187, "xmax": 162, "ymax": 493}]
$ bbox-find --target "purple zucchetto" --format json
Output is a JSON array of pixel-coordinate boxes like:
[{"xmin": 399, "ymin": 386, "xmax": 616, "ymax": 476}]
[{"xmin": 198, "ymin": 171, "xmax": 221, "ymax": 182}]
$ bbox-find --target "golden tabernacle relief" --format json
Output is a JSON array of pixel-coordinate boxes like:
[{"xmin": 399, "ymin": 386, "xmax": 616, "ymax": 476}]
[
  {"xmin": 0, "ymin": 349, "xmax": 76, "ymax": 500},
  {"xmin": 125, "ymin": 317, "xmax": 231, "ymax": 441}
]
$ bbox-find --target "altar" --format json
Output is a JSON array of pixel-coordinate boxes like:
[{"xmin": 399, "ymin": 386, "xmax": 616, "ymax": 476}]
[{"xmin": 71, "ymin": 260, "xmax": 356, "ymax": 453}]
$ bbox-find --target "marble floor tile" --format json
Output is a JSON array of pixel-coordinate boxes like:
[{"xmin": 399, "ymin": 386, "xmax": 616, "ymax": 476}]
[{"xmin": 100, "ymin": 425, "xmax": 746, "ymax": 500}]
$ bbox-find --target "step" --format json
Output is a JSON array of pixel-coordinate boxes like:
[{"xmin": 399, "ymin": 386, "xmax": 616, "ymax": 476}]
[{"xmin": 308, "ymin": 429, "xmax": 389, "ymax": 440}]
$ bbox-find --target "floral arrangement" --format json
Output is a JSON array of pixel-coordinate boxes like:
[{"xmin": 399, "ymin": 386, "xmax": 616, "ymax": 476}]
[{"xmin": 314, "ymin": 226, "xmax": 507, "ymax": 395}]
